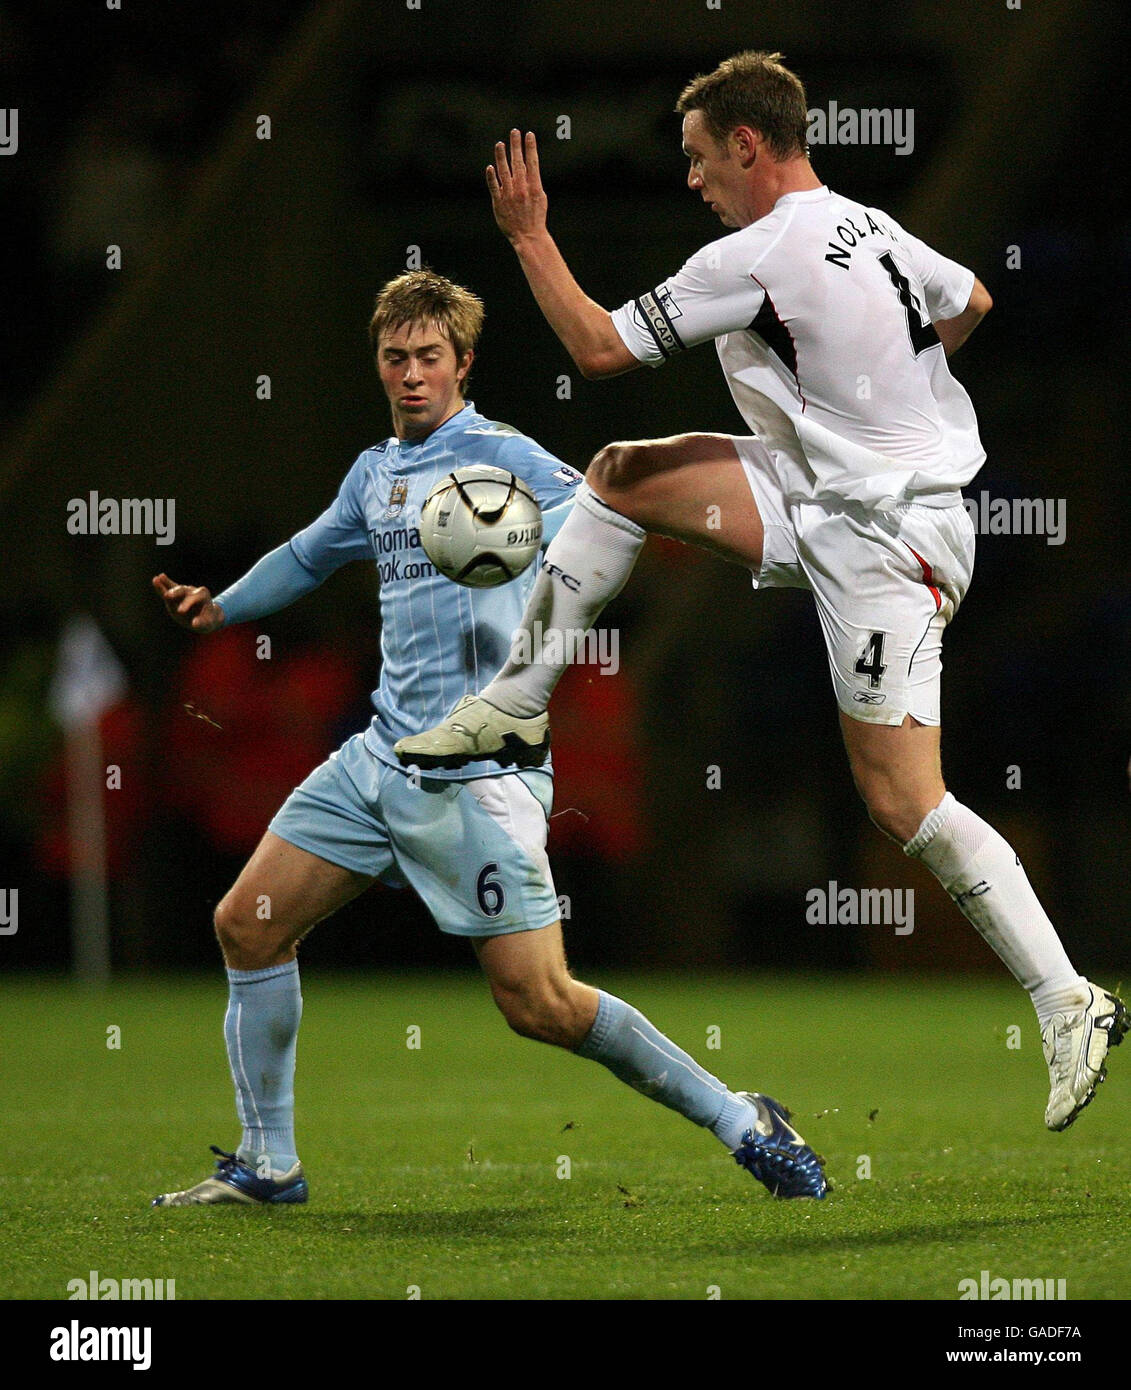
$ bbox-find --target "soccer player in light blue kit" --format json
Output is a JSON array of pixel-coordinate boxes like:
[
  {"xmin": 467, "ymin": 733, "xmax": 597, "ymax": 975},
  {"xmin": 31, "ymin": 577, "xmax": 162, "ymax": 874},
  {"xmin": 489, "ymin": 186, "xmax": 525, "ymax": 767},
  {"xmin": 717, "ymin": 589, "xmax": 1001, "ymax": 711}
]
[{"xmin": 150, "ymin": 270, "xmax": 826, "ymax": 1206}]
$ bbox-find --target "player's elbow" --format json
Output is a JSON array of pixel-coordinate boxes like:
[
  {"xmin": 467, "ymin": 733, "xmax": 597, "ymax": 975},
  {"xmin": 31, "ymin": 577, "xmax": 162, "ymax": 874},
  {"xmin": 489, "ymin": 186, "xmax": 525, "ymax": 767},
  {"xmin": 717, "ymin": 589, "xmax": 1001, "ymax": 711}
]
[
  {"xmin": 577, "ymin": 350, "xmax": 620, "ymax": 381},
  {"xmin": 969, "ymin": 280, "xmax": 993, "ymax": 318},
  {"xmin": 576, "ymin": 333, "xmax": 637, "ymax": 381}
]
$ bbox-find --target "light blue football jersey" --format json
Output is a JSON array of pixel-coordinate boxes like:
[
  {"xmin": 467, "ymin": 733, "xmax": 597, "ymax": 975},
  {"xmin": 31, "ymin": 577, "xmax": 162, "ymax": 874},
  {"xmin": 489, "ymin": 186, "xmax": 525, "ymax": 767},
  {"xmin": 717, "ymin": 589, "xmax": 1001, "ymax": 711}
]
[{"xmin": 288, "ymin": 402, "xmax": 582, "ymax": 780}]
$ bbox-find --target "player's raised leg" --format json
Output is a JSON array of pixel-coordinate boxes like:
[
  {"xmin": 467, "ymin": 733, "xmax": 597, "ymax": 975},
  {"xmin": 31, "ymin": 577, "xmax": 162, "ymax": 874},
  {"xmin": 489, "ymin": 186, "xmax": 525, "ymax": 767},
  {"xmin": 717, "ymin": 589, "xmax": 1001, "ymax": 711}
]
[
  {"xmin": 152, "ymin": 833, "xmax": 374, "ymax": 1206},
  {"xmin": 841, "ymin": 713, "xmax": 1128, "ymax": 1130},
  {"xmin": 395, "ymin": 434, "xmax": 763, "ymax": 768},
  {"xmin": 473, "ymin": 920, "xmax": 828, "ymax": 1198}
]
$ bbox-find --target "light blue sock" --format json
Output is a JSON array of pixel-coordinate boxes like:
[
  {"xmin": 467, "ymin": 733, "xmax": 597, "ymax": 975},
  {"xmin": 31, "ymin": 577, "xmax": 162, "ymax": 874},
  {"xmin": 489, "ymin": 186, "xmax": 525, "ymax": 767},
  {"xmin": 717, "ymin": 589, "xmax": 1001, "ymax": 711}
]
[
  {"xmin": 575, "ymin": 991, "xmax": 755, "ymax": 1150},
  {"xmin": 224, "ymin": 961, "xmax": 303, "ymax": 1172}
]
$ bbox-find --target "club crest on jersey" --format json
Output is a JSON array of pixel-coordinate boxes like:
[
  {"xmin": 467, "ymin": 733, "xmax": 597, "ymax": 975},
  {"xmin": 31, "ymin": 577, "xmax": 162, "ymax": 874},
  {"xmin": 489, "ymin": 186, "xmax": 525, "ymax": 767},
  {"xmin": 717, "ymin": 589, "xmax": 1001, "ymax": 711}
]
[{"xmin": 383, "ymin": 478, "xmax": 409, "ymax": 519}]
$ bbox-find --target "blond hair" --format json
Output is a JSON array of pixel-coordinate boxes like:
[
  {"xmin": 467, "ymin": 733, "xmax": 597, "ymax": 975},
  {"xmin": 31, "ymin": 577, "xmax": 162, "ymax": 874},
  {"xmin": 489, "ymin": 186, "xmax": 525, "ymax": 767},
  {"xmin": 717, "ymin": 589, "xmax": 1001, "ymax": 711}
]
[{"xmin": 368, "ymin": 270, "xmax": 485, "ymax": 370}]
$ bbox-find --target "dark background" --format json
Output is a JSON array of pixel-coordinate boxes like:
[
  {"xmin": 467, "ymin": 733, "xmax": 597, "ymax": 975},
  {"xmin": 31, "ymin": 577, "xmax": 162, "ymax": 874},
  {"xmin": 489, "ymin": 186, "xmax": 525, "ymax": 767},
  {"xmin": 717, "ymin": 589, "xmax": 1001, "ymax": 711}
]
[{"xmin": 1, "ymin": 0, "xmax": 1127, "ymax": 976}]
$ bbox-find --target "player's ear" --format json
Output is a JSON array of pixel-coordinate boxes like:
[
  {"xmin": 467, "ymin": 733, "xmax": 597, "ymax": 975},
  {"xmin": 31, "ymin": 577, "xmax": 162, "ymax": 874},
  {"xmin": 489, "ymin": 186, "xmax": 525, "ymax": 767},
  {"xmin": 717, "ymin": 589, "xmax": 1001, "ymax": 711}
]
[
  {"xmin": 733, "ymin": 125, "xmax": 760, "ymax": 167},
  {"xmin": 457, "ymin": 349, "xmax": 473, "ymax": 385}
]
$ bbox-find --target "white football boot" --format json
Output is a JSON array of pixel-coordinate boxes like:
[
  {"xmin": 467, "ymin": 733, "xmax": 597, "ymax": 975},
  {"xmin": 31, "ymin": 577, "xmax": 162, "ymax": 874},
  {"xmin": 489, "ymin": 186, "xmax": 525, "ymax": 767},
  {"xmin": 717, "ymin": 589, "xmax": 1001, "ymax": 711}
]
[
  {"xmin": 1042, "ymin": 981, "xmax": 1129, "ymax": 1131},
  {"xmin": 394, "ymin": 694, "xmax": 549, "ymax": 770}
]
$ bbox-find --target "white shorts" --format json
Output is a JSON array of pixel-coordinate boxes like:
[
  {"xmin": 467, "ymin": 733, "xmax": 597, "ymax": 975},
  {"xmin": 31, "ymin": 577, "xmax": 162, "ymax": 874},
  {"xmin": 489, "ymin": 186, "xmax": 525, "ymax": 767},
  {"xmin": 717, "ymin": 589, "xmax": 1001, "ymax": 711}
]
[{"xmin": 734, "ymin": 436, "xmax": 976, "ymax": 727}]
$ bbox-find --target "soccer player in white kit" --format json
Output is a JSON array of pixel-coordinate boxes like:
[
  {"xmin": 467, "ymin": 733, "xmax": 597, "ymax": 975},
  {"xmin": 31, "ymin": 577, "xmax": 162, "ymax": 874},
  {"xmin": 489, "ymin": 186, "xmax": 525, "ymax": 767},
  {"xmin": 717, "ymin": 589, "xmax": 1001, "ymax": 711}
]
[{"xmin": 397, "ymin": 51, "xmax": 1126, "ymax": 1134}]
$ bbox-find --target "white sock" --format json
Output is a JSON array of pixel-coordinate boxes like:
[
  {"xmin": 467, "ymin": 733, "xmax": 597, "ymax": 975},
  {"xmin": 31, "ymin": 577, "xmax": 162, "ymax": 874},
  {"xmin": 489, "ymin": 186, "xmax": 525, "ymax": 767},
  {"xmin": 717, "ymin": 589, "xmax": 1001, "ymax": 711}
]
[
  {"xmin": 903, "ymin": 793, "xmax": 1088, "ymax": 1029},
  {"xmin": 482, "ymin": 481, "xmax": 646, "ymax": 718}
]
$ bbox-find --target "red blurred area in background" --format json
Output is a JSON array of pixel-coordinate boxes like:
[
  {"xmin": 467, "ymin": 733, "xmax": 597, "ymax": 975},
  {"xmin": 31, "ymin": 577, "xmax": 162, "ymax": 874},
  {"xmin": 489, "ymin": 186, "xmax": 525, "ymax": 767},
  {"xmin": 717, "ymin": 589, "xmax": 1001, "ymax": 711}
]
[
  {"xmin": 163, "ymin": 628, "xmax": 358, "ymax": 855},
  {"xmin": 37, "ymin": 628, "xmax": 360, "ymax": 874},
  {"xmin": 37, "ymin": 697, "xmax": 149, "ymax": 879},
  {"xmin": 545, "ymin": 661, "xmax": 647, "ymax": 862},
  {"xmin": 38, "ymin": 625, "xmax": 647, "ymax": 875}
]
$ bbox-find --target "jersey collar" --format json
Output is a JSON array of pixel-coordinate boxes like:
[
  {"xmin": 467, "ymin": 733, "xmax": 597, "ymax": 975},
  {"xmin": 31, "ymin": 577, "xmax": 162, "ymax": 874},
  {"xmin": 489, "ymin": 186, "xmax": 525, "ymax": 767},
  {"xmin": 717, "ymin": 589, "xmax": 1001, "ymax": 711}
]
[
  {"xmin": 774, "ymin": 185, "xmax": 831, "ymax": 209},
  {"xmin": 392, "ymin": 402, "xmax": 477, "ymax": 452}
]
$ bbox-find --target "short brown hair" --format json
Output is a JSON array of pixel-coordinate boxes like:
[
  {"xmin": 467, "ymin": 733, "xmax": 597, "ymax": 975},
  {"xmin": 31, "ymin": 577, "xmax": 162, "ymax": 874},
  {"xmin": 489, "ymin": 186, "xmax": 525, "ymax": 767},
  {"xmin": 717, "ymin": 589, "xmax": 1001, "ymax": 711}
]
[
  {"xmin": 367, "ymin": 269, "xmax": 485, "ymax": 369},
  {"xmin": 676, "ymin": 50, "xmax": 810, "ymax": 161}
]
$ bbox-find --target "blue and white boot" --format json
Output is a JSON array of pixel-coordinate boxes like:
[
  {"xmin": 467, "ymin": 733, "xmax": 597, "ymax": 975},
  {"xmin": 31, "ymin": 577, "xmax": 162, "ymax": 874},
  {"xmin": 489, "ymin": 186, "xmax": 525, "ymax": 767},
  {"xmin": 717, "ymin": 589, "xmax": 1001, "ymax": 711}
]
[
  {"xmin": 152, "ymin": 1146, "xmax": 308, "ymax": 1206},
  {"xmin": 731, "ymin": 1093, "xmax": 829, "ymax": 1199}
]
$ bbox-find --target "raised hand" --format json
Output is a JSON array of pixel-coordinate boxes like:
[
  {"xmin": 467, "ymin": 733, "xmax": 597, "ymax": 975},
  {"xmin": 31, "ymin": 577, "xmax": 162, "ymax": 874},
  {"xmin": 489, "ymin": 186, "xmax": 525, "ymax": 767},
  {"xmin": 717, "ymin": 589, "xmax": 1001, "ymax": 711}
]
[
  {"xmin": 152, "ymin": 573, "xmax": 225, "ymax": 633},
  {"xmin": 486, "ymin": 129, "xmax": 548, "ymax": 245}
]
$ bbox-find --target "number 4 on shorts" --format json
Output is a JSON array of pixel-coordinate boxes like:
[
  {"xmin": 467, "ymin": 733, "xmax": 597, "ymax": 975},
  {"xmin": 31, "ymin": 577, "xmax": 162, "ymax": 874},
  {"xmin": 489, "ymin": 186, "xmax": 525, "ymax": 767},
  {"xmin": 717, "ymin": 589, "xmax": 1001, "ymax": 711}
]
[{"xmin": 855, "ymin": 631, "xmax": 887, "ymax": 688}]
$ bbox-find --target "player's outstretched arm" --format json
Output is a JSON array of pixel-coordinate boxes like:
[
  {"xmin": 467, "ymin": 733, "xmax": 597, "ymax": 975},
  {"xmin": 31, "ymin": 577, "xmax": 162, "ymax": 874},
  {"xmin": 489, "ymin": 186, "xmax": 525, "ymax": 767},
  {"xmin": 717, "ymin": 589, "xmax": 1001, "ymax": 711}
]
[
  {"xmin": 934, "ymin": 276, "xmax": 993, "ymax": 357},
  {"xmin": 154, "ymin": 541, "xmax": 329, "ymax": 634},
  {"xmin": 152, "ymin": 573, "xmax": 225, "ymax": 633},
  {"xmin": 488, "ymin": 129, "xmax": 638, "ymax": 380}
]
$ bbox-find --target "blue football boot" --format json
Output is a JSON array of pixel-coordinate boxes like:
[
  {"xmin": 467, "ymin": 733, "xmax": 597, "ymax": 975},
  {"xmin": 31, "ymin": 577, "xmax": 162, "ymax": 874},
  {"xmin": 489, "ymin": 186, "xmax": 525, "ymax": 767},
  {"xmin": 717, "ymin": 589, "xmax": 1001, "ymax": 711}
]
[
  {"xmin": 151, "ymin": 1145, "xmax": 308, "ymax": 1206},
  {"xmin": 731, "ymin": 1093, "xmax": 829, "ymax": 1199}
]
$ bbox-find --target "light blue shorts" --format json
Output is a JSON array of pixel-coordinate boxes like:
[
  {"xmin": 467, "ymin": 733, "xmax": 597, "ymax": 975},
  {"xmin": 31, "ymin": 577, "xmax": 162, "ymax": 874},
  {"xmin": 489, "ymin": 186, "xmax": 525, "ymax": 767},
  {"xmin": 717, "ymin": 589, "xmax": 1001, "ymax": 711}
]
[{"xmin": 268, "ymin": 733, "xmax": 560, "ymax": 937}]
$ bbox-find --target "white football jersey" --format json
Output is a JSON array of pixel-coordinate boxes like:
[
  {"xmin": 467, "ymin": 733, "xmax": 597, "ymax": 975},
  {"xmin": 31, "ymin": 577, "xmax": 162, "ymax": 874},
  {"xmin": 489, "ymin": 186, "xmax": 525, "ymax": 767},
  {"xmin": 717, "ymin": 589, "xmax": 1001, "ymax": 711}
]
[{"xmin": 610, "ymin": 186, "xmax": 985, "ymax": 510}]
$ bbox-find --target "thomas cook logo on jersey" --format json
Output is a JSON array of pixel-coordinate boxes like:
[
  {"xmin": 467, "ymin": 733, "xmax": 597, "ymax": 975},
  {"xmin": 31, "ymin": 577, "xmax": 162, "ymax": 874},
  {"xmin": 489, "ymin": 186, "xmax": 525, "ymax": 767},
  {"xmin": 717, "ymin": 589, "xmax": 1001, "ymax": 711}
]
[{"xmin": 383, "ymin": 478, "xmax": 409, "ymax": 519}]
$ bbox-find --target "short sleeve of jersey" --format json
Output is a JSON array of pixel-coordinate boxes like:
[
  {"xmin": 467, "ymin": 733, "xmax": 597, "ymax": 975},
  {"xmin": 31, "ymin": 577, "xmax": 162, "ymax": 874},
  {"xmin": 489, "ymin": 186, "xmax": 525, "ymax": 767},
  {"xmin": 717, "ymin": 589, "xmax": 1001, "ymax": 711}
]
[
  {"xmin": 889, "ymin": 220, "xmax": 976, "ymax": 323},
  {"xmin": 289, "ymin": 452, "xmax": 373, "ymax": 578},
  {"xmin": 494, "ymin": 432, "xmax": 584, "ymax": 513},
  {"xmin": 609, "ymin": 237, "xmax": 767, "ymax": 367}
]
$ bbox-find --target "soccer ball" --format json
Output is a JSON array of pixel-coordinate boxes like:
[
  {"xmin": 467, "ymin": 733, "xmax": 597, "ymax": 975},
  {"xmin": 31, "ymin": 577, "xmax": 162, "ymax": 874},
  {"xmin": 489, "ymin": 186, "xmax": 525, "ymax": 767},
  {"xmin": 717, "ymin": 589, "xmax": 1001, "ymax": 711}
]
[{"xmin": 418, "ymin": 464, "xmax": 543, "ymax": 588}]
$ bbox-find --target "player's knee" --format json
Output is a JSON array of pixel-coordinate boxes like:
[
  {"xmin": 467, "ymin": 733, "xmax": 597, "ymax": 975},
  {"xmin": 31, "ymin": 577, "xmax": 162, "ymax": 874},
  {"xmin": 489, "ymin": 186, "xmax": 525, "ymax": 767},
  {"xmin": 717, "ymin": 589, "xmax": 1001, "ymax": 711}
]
[
  {"xmin": 214, "ymin": 895, "xmax": 281, "ymax": 970},
  {"xmin": 492, "ymin": 976, "xmax": 581, "ymax": 1048},
  {"xmin": 865, "ymin": 803, "xmax": 905, "ymax": 844},
  {"xmin": 860, "ymin": 785, "xmax": 934, "ymax": 845},
  {"xmin": 587, "ymin": 441, "xmax": 649, "ymax": 500},
  {"xmin": 213, "ymin": 896, "xmax": 239, "ymax": 952}
]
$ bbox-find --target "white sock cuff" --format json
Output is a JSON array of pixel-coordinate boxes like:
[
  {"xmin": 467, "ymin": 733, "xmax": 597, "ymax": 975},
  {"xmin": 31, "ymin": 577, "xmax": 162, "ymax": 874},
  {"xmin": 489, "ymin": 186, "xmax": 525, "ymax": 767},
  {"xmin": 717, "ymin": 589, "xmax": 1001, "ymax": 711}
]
[
  {"xmin": 903, "ymin": 791, "xmax": 957, "ymax": 858},
  {"xmin": 576, "ymin": 480, "xmax": 647, "ymax": 540}
]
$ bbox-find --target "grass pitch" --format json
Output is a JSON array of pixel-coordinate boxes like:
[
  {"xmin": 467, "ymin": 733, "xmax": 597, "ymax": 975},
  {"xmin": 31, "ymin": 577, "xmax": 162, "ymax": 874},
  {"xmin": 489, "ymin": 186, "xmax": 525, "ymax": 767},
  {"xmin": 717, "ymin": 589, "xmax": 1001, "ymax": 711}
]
[{"xmin": 2, "ymin": 971, "xmax": 1128, "ymax": 1301}]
